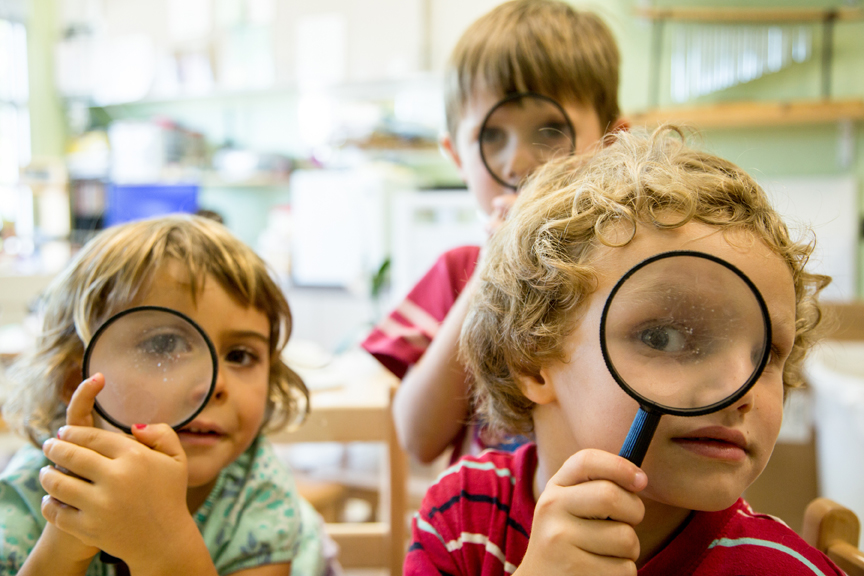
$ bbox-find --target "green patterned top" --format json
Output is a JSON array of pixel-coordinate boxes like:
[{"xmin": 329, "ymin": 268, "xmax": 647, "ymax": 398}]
[{"xmin": 0, "ymin": 436, "xmax": 325, "ymax": 575}]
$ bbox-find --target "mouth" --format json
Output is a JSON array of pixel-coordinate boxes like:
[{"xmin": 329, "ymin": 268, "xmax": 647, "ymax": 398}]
[
  {"xmin": 672, "ymin": 426, "xmax": 749, "ymax": 461},
  {"xmin": 177, "ymin": 422, "xmax": 225, "ymax": 443}
]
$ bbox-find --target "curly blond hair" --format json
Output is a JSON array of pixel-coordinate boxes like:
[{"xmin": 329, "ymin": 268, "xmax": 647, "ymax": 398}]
[
  {"xmin": 3, "ymin": 214, "xmax": 308, "ymax": 446},
  {"xmin": 460, "ymin": 126, "xmax": 831, "ymax": 437},
  {"xmin": 444, "ymin": 0, "xmax": 620, "ymax": 138}
]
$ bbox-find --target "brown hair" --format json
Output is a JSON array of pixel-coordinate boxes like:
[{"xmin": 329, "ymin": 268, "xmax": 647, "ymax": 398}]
[
  {"xmin": 461, "ymin": 126, "xmax": 830, "ymax": 436},
  {"xmin": 3, "ymin": 214, "xmax": 308, "ymax": 445},
  {"xmin": 444, "ymin": 0, "xmax": 621, "ymax": 139}
]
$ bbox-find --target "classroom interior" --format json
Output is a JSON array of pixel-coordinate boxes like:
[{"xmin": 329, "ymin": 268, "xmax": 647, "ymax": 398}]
[{"xmin": 1, "ymin": 0, "xmax": 864, "ymax": 573}]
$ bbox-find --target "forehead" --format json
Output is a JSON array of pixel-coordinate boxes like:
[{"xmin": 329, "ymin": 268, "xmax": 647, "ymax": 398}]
[
  {"xmin": 129, "ymin": 261, "xmax": 267, "ymax": 330},
  {"xmin": 458, "ymin": 89, "xmax": 591, "ymax": 134},
  {"xmin": 586, "ymin": 221, "xmax": 796, "ymax": 338}
]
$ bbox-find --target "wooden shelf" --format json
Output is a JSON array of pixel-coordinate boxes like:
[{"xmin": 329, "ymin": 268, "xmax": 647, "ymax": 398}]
[
  {"xmin": 628, "ymin": 99, "xmax": 864, "ymax": 129},
  {"xmin": 635, "ymin": 6, "xmax": 864, "ymax": 23}
]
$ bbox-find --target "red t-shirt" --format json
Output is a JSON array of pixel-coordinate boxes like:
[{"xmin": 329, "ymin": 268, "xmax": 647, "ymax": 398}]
[
  {"xmin": 406, "ymin": 444, "xmax": 846, "ymax": 576},
  {"xmin": 362, "ymin": 245, "xmax": 481, "ymax": 379}
]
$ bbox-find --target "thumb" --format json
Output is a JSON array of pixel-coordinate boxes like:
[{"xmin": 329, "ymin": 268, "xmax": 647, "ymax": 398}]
[
  {"xmin": 131, "ymin": 424, "xmax": 186, "ymax": 463},
  {"xmin": 66, "ymin": 374, "xmax": 105, "ymax": 427}
]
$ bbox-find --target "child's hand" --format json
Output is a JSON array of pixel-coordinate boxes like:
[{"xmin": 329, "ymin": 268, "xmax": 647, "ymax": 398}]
[
  {"xmin": 515, "ymin": 449, "xmax": 647, "ymax": 576},
  {"xmin": 40, "ymin": 375, "xmax": 199, "ymax": 568},
  {"xmin": 486, "ymin": 193, "xmax": 518, "ymax": 236}
]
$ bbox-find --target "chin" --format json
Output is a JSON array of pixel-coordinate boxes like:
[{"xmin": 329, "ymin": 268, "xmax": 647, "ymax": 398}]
[{"xmin": 646, "ymin": 476, "xmax": 749, "ymax": 513}]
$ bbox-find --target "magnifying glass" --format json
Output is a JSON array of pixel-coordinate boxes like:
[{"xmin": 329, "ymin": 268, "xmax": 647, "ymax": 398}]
[
  {"xmin": 479, "ymin": 92, "xmax": 576, "ymax": 190},
  {"xmin": 599, "ymin": 251, "xmax": 772, "ymax": 467},
  {"xmin": 81, "ymin": 305, "xmax": 218, "ymax": 565},
  {"xmin": 82, "ymin": 305, "xmax": 218, "ymax": 434}
]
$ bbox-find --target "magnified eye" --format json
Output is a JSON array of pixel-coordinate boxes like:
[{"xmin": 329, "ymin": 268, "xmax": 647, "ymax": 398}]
[
  {"xmin": 481, "ymin": 126, "xmax": 506, "ymax": 149},
  {"xmin": 639, "ymin": 325, "xmax": 690, "ymax": 353},
  {"xmin": 139, "ymin": 332, "xmax": 192, "ymax": 356}
]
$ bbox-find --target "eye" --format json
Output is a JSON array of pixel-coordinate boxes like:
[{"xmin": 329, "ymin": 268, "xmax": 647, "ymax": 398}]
[
  {"xmin": 638, "ymin": 325, "xmax": 690, "ymax": 353},
  {"xmin": 480, "ymin": 126, "xmax": 506, "ymax": 147},
  {"xmin": 139, "ymin": 332, "xmax": 191, "ymax": 356},
  {"xmin": 225, "ymin": 348, "xmax": 261, "ymax": 367}
]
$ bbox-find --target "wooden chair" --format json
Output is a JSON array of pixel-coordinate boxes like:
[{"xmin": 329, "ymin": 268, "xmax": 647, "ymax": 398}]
[
  {"xmin": 269, "ymin": 380, "xmax": 408, "ymax": 575},
  {"xmin": 802, "ymin": 497, "xmax": 864, "ymax": 575}
]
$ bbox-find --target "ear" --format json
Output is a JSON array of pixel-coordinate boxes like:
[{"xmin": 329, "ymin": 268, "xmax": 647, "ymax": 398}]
[
  {"xmin": 604, "ymin": 117, "xmax": 630, "ymax": 145},
  {"xmin": 60, "ymin": 365, "xmax": 82, "ymax": 405},
  {"xmin": 516, "ymin": 367, "xmax": 558, "ymax": 406},
  {"xmin": 439, "ymin": 132, "xmax": 464, "ymax": 173}
]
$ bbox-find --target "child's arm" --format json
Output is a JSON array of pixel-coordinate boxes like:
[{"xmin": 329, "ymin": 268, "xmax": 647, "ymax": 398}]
[
  {"xmin": 38, "ymin": 377, "xmax": 222, "ymax": 576},
  {"xmin": 392, "ymin": 274, "xmax": 477, "ymax": 463},
  {"xmin": 513, "ymin": 449, "xmax": 647, "ymax": 575},
  {"xmin": 392, "ymin": 194, "xmax": 518, "ymax": 464}
]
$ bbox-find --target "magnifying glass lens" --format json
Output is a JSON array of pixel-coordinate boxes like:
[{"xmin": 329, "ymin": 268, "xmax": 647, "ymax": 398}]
[
  {"xmin": 85, "ymin": 308, "xmax": 216, "ymax": 431},
  {"xmin": 604, "ymin": 254, "xmax": 768, "ymax": 411},
  {"xmin": 480, "ymin": 93, "xmax": 575, "ymax": 189}
]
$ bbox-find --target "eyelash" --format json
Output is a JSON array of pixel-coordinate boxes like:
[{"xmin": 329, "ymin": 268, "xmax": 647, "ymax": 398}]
[{"xmin": 224, "ymin": 348, "xmax": 261, "ymax": 367}]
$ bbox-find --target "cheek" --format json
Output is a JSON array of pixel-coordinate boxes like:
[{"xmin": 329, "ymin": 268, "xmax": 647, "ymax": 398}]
[{"xmin": 555, "ymin": 368, "xmax": 642, "ymax": 454}]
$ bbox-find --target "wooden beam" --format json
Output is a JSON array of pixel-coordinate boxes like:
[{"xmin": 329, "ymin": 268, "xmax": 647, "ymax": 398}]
[
  {"xmin": 635, "ymin": 6, "xmax": 864, "ymax": 23},
  {"xmin": 325, "ymin": 522, "xmax": 390, "ymax": 568},
  {"xmin": 628, "ymin": 99, "xmax": 864, "ymax": 130}
]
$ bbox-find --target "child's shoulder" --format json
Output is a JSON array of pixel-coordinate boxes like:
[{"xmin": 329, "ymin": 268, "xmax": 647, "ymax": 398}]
[
  {"xmin": 0, "ymin": 444, "xmax": 47, "ymax": 495},
  {"xmin": 409, "ymin": 445, "xmax": 537, "ymax": 573},
  {"xmin": 423, "ymin": 245, "xmax": 483, "ymax": 285},
  {"xmin": 696, "ymin": 499, "xmax": 846, "ymax": 575},
  {"xmin": 420, "ymin": 444, "xmax": 537, "ymax": 522}
]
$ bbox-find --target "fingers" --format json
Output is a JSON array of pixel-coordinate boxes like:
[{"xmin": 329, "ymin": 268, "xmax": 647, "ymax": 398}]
[
  {"xmin": 66, "ymin": 374, "xmax": 105, "ymax": 427},
  {"xmin": 486, "ymin": 193, "xmax": 518, "ymax": 236},
  {"xmin": 553, "ymin": 449, "xmax": 647, "ymax": 493},
  {"xmin": 544, "ymin": 450, "xmax": 646, "ymax": 527},
  {"xmin": 40, "ymin": 465, "xmax": 91, "ymax": 512},
  {"xmin": 131, "ymin": 424, "xmax": 186, "ymax": 462},
  {"xmin": 49, "ymin": 426, "xmax": 134, "ymax": 462},
  {"xmin": 577, "ymin": 520, "xmax": 640, "ymax": 561}
]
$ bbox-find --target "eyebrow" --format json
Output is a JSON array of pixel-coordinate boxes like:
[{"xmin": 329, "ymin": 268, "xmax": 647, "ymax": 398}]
[{"xmin": 224, "ymin": 330, "xmax": 271, "ymax": 346}]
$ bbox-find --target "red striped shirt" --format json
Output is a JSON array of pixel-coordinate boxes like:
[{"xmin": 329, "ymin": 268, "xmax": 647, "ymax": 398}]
[{"xmin": 406, "ymin": 444, "xmax": 846, "ymax": 576}]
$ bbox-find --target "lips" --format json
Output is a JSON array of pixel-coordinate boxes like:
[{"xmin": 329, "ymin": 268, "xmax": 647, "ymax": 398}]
[
  {"xmin": 672, "ymin": 426, "xmax": 749, "ymax": 460},
  {"xmin": 178, "ymin": 421, "xmax": 225, "ymax": 441}
]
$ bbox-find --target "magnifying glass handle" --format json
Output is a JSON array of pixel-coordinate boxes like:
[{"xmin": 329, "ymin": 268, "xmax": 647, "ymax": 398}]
[
  {"xmin": 100, "ymin": 550, "xmax": 127, "ymax": 567},
  {"xmin": 619, "ymin": 406, "xmax": 662, "ymax": 467}
]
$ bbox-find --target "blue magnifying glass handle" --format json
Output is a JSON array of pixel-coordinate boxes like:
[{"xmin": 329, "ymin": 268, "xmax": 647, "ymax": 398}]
[{"xmin": 618, "ymin": 406, "xmax": 662, "ymax": 467}]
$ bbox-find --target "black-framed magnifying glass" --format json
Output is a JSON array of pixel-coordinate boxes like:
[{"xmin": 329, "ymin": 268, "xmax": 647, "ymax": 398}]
[
  {"xmin": 80, "ymin": 305, "xmax": 218, "ymax": 564},
  {"xmin": 82, "ymin": 305, "xmax": 218, "ymax": 434},
  {"xmin": 479, "ymin": 92, "xmax": 576, "ymax": 190},
  {"xmin": 599, "ymin": 251, "xmax": 772, "ymax": 467}
]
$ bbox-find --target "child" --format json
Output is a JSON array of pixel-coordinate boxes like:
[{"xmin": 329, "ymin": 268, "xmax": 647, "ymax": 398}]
[
  {"xmin": 362, "ymin": 0, "xmax": 628, "ymax": 464},
  {"xmin": 405, "ymin": 127, "xmax": 843, "ymax": 575},
  {"xmin": 0, "ymin": 215, "xmax": 328, "ymax": 575}
]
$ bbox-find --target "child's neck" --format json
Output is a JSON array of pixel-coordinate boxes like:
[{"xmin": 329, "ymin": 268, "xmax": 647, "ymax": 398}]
[
  {"xmin": 187, "ymin": 479, "xmax": 218, "ymax": 513},
  {"xmin": 634, "ymin": 499, "xmax": 693, "ymax": 567}
]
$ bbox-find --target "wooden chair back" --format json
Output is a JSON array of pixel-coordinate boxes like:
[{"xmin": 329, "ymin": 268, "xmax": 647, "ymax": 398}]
[
  {"xmin": 269, "ymin": 382, "xmax": 407, "ymax": 575},
  {"xmin": 802, "ymin": 497, "xmax": 864, "ymax": 576}
]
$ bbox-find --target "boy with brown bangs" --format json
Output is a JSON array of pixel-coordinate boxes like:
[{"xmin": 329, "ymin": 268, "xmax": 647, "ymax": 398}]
[
  {"xmin": 405, "ymin": 128, "xmax": 844, "ymax": 575},
  {"xmin": 362, "ymin": 0, "xmax": 628, "ymax": 465}
]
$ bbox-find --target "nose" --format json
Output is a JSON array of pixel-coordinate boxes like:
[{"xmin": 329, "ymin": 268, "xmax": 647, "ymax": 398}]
[
  {"xmin": 207, "ymin": 363, "xmax": 228, "ymax": 404},
  {"xmin": 502, "ymin": 141, "xmax": 538, "ymax": 185}
]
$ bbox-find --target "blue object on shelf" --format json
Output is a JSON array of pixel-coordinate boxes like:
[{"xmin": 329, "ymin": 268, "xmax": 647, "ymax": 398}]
[{"xmin": 105, "ymin": 183, "xmax": 199, "ymax": 226}]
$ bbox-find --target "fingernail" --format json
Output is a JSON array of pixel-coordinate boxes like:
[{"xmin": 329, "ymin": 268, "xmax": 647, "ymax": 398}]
[
  {"xmin": 42, "ymin": 438, "xmax": 55, "ymax": 450},
  {"xmin": 57, "ymin": 426, "xmax": 67, "ymax": 439},
  {"xmin": 634, "ymin": 470, "xmax": 648, "ymax": 489},
  {"xmin": 133, "ymin": 423, "xmax": 147, "ymax": 430}
]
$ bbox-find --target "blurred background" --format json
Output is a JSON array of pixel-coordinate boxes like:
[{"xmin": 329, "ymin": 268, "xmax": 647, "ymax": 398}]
[{"xmin": 1, "ymin": 0, "xmax": 864, "ymax": 565}]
